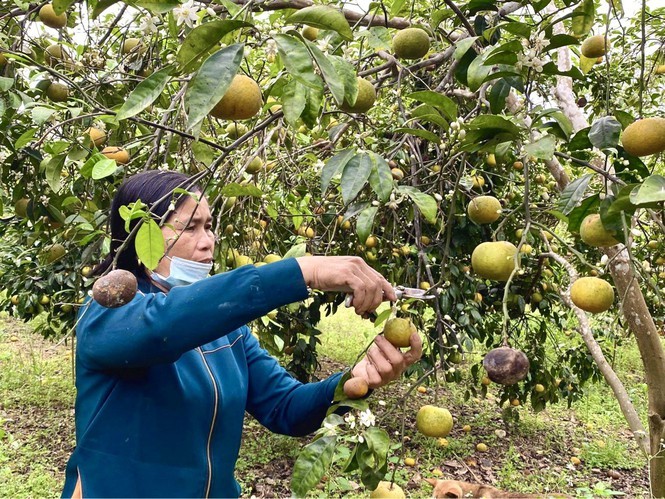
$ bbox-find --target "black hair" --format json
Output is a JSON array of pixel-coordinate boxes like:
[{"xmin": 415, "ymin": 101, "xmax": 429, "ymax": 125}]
[{"xmin": 94, "ymin": 171, "xmax": 201, "ymax": 277}]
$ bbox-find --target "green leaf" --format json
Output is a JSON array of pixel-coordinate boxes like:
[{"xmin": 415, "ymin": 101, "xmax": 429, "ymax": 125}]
[
  {"xmin": 52, "ymin": 0, "xmax": 76, "ymax": 15},
  {"xmin": 606, "ymin": 183, "xmax": 640, "ymax": 216},
  {"xmin": 286, "ymin": 6, "xmax": 353, "ymax": 41},
  {"xmin": 367, "ymin": 152, "xmax": 393, "ymax": 203},
  {"xmin": 589, "ymin": 116, "xmax": 621, "ymax": 150},
  {"xmin": 398, "ymin": 186, "xmax": 438, "ymax": 223},
  {"xmin": 543, "ymin": 34, "xmax": 580, "ymax": 52},
  {"xmin": 329, "ymin": 56, "xmax": 358, "ymax": 107},
  {"xmin": 341, "ymin": 154, "xmax": 372, "ymax": 205},
  {"xmin": 571, "ymin": 0, "xmax": 595, "ymax": 36},
  {"xmin": 135, "ymin": 218, "xmax": 165, "ymax": 271},
  {"xmin": 284, "ymin": 242, "xmax": 307, "ymax": 259},
  {"xmin": 14, "ymin": 128, "xmax": 36, "ymax": 150},
  {"xmin": 466, "ymin": 55, "xmax": 492, "ymax": 92},
  {"xmin": 489, "ymin": 79, "xmax": 511, "ymax": 114},
  {"xmin": 407, "ymin": 91, "xmax": 457, "ymax": 121},
  {"xmin": 569, "ymin": 127, "xmax": 592, "ymax": 151},
  {"xmin": 32, "ymin": 107, "xmax": 55, "ymax": 126},
  {"xmin": 282, "ymin": 79, "xmax": 307, "ymax": 126},
  {"xmin": 184, "ymin": 44, "xmax": 244, "ymax": 131},
  {"xmin": 274, "ymin": 34, "xmax": 321, "ymax": 90},
  {"xmin": 468, "ymin": 114, "xmax": 521, "ymax": 135},
  {"xmin": 116, "ymin": 66, "xmax": 172, "ymax": 121},
  {"xmin": 290, "ymin": 435, "xmax": 337, "ymax": 498},
  {"xmin": 192, "ymin": 141, "xmax": 214, "ymax": 166},
  {"xmin": 393, "ymin": 127, "xmax": 440, "ymax": 144},
  {"xmin": 176, "ymin": 20, "xmax": 252, "ymax": 74},
  {"xmin": 524, "ymin": 134, "xmax": 556, "ymax": 160},
  {"xmin": 579, "ymin": 54, "xmax": 597, "ymax": 74},
  {"xmin": 220, "ymin": 182, "xmax": 263, "ymax": 197},
  {"xmin": 131, "ymin": 0, "xmax": 181, "ymax": 14},
  {"xmin": 356, "ymin": 206, "xmax": 378, "ymax": 244},
  {"xmin": 322, "ymin": 149, "xmax": 355, "ymax": 192},
  {"xmin": 91, "ymin": 158, "xmax": 118, "ymax": 179},
  {"xmin": 0, "ymin": 77, "xmax": 14, "ymax": 92},
  {"xmin": 499, "ymin": 21, "xmax": 531, "ymax": 39},
  {"xmin": 630, "ymin": 175, "xmax": 665, "ymax": 205},
  {"xmin": 92, "ymin": 0, "xmax": 120, "ymax": 18},
  {"xmin": 364, "ymin": 426, "xmax": 390, "ymax": 467},
  {"xmin": 44, "ymin": 154, "xmax": 65, "ymax": 193},
  {"xmin": 556, "ymin": 174, "xmax": 592, "ymax": 215},
  {"xmin": 541, "ymin": 61, "xmax": 584, "ymax": 79},
  {"xmin": 453, "ymin": 37, "xmax": 478, "ymax": 60},
  {"xmin": 304, "ymin": 39, "xmax": 345, "ymax": 106}
]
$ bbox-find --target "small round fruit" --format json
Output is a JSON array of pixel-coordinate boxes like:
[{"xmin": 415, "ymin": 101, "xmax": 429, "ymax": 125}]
[
  {"xmin": 92, "ymin": 269, "xmax": 138, "ymax": 308},
  {"xmin": 417, "ymin": 385, "xmax": 427, "ymax": 394},
  {"xmin": 404, "ymin": 457, "xmax": 416, "ymax": 466},
  {"xmin": 437, "ymin": 437, "xmax": 448, "ymax": 447},
  {"xmin": 383, "ymin": 317, "xmax": 416, "ymax": 348},
  {"xmin": 10, "ymin": 295, "xmax": 20, "ymax": 305},
  {"xmin": 369, "ymin": 481, "xmax": 405, "ymax": 499},
  {"xmin": 246, "ymin": 157, "xmax": 263, "ymax": 174},
  {"xmin": 101, "ymin": 146, "xmax": 130, "ymax": 165},
  {"xmin": 486, "ymin": 153, "xmax": 497, "ymax": 168},
  {"xmin": 513, "ymin": 160, "xmax": 524, "ymax": 170},
  {"xmin": 462, "ymin": 424, "xmax": 471, "ymax": 433},
  {"xmin": 302, "ymin": 26, "xmax": 319, "ymax": 41},
  {"xmin": 621, "ymin": 117, "xmax": 665, "ymax": 157},
  {"xmin": 481, "ymin": 376, "xmax": 491, "ymax": 386},
  {"xmin": 122, "ymin": 38, "xmax": 143, "ymax": 55},
  {"xmin": 476, "ymin": 443, "xmax": 488, "ymax": 452},
  {"xmin": 534, "ymin": 383, "xmax": 545, "ymax": 393},
  {"xmin": 343, "ymin": 376, "xmax": 369, "ymax": 399},
  {"xmin": 471, "ymin": 241, "xmax": 518, "ymax": 281},
  {"xmin": 391, "ymin": 168, "xmax": 404, "ymax": 181},
  {"xmin": 263, "ymin": 254, "xmax": 281, "ymax": 264},
  {"xmin": 210, "ymin": 74, "xmax": 262, "ymax": 120},
  {"xmin": 45, "ymin": 44, "xmax": 68, "ymax": 66},
  {"xmin": 471, "ymin": 175, "xmax": 485, "ymax": 189},
  {"xmin": 570, "ymin": 277, "xmax": 614, "ymax": 313},
  {"xmin": 225, "ymin": 122, "xmax": 249, "ymax": 139},
  {"xmin": 14, "ymin": 198, "xmax": 29, "ymax": 218},
  {"xmin": 416, "ymin": 405, "xmax": 454, "ymax": 438},
  {"xmin": 510, "ymin": 398, "xmax": 521, "ymax": 407},
  {"xmin": 340, "ymin": 77, "xmax": 376, "ymax": 114},
  {"xmin": 86, "ymin": 127, "xmax": 106, "ymax": 147},
  {"xmin": 392, "ymin": 28, "xmax": 430, "ymax": 60},
  {"xmin": 39, "ymin": 4, "xmax": 67, "ymax": 29},
  {"xmin": 46, "ymin": 82, "xmax": 69, "ymax": 102},
  {"xmin": 365, "ymin": 235, "xmax": 378, "ymax": 248},
  {"xmin": 579, "ymin": 214, "xmax": 619, "ymax": 247},
  {"xmin": 467, "ymin": 196, "xmax": 502, "ymax": 224},
  {"xmin": 581, "ymin": 35, "xmax": 608, "ymax": 58},
  {"xmin": 43, "ymin": 243, "xmax": 66, "ymax": 263},
  {"xmin": 483, "ymin": 346, "xmax": 530, "ymax": 385},
  {"xmin": 570, "ymin": 456, "xmax": 582, "ymax": 466}
]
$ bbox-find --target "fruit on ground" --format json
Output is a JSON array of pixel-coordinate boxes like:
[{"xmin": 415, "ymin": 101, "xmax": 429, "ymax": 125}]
[
  {"xmin": 417, "ymin": 385, "xmax": 427, "ymax": 393},
  {"xmin": 225, "ymin": 122, "xmax": 249, "ymax": 138},
  {"xmin": 581, "ymin": 35, "xmax": 608, "ymax": 58},
  {"xmin": 14, "ymin": 198, "xmax": 29, "ymax": 218},
  {"xmin": 101, "ymin": 146, "xmax": 130, "ymax": 164},
  {"xmin": 476, "ymin": 443, "xmax": 488, "ymax": 452},
  {"xmin": 86, "ymin": 127, "xmax": 106, "ymax": 147},
  {"xmin": 369, "ymin": 481, "xmax": 405, "ymax": 499},
  {"xmin": 383, "ymin": 317, "xmax": 416, "ymax": 348},
  {"xmin": 246, "ymin": 157, "xmax": 263, "ymax": 174},
  {"xmin": 481, "ymin": 376, "xmax": 491, "ymax": 386},
  {"xmin": 535, "ymin": 383, "xmax": 545, "ymax": 393},
  {"xmin": 462, "ymin": 424, "xmax": 471, "ymax": 433},
  {"xmin": 570, "ymin": 277, "xmax": 614, "ymax": 313},
  {"xmin": 570, "ymin": 456, "xmax": 582, "ymax": 466},
  {"xmin": 43, "ymin": 243, "xmax": 66, "ymax": 263},
  {"xmin": 46, "ymin": 82, "xmax": 69, "ymax": 102},
  {"xmin": 302, "ymin": 26, "xmax": 319, "ymax": 40},
  {"xmin": 343, "ymin": 376, "xmax": 369, "ymax": 399},
  {"xmin": 621, "ymin": 117, "xmax": 665, "ymax": 156},
  {"xmin": 39, "ymin": 4, "xmax": 67, "ymax": 29},
  {"xmin": 404, "ymin": 457, "xmax": 416, "ymax": 466},
  {"xmin": 210, "ymin": 74, "xmax": 262, "ymax": 120},
  {"xmin": 467, "ymin": 196, "xmax": 502, "ymax": 224},
  {"xmin": 579, "ymin": 214, "xmax": 619, "ymax": 247},
  {"xmin": 92, "ymin": 269, "xmax": 138, "ymax": 308},
  {"xmin": 340, "ymin": 77, "xmax": 376, "ymax": 113},
  {"xmin": 416, "ymin": 405, "xmax": 454, "ymax": 437},
  {"xmin": 483, "ymin": 346, "xmax": 530, "ymax": 385},
  {"xmin": 392, "ymin": 27, "xmax": 430, "ymax": 60},
  {"xmin": 471, "ymin": 241, "xmax": 518, "ymax": 281}
]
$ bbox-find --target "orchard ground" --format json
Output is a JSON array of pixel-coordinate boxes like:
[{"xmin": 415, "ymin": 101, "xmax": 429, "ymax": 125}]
[{"xmin": 0, "ymin": 307, "xmax": 655, "ymax": 497}]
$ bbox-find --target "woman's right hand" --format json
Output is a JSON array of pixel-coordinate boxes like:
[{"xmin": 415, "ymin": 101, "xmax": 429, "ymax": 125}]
[{"xmin": 295, "ymin": 256, "xmax": 397, "ymax": 317}]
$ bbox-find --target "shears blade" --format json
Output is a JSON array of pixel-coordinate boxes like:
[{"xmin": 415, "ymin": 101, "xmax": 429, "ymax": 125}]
[{"xmin": 395, "ymin": 286, "xmax": 436, "ymax": 300}]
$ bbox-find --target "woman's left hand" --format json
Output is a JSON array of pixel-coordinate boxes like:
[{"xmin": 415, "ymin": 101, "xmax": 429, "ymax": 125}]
[{"xmin": 351, "ymin": 332, "xmax": 423, "ymax": 389}]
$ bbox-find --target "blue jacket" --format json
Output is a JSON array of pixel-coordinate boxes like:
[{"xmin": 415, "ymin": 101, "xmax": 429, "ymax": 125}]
[{"xmin": 61, "ymin": 259, "xmax": 343, "ymax": 498}]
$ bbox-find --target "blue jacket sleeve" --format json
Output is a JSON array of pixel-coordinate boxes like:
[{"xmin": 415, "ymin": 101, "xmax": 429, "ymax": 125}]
[
  {"xmin": 76, "ymin": 259, "xmax": 309, "ymax": 370},
  {"xmin": 243, "ymin": 327, "xmax": 342, "ymax": 437}
]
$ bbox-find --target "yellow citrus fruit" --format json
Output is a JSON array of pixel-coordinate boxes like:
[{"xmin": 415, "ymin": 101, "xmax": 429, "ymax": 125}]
[
  {"xmin": 14, "ymin": 198, "xmax": 29, "ymax": 218},
  {"xmin": 39, "ymin": 4, "xmax": 67, "ymax": 29},
  {"xmin": 471, "ymin": 175, "xmax": 485, "ymax": 189},
  {"xmin": 44, "ymin": 44, "xmax": 68, "ymax": 67},
  {"xmin": 416, "ymin": 405, "xmax": 454, "ymax": 437},
  {"xmin": 263, "ymin": 254, "xmax": 281, "ymax": 264},
  {"xmin": 570, "ymin": 277, "xmax": 614, "ymax": 313},
  {"xmin": 621, "ymin": 117, "xmax": 665, "ymax": 157},
  {"xmin": 481, "ymin": 376, "xmax": 491, "ymax": 386},
  {"xmin": 369, "ymin": 481, "xmax": 405, "ymax": 498},
  {"xmin": 122, "ymin": 38, "xmax": 143, "ymax": 55},
  {"xmin": 580, "ymin": 214, "xmax": 619, "ymax": 247},
  {"xmin": 486, "ymin": 153, "xmax": 497, "ymax": 167},
  {"xmin": 513, "ymin": 160, "xmax": 524, "ymax": 170},
  {"xmin": 246, "ymin": 157, "xmax": 263, "ymax": 174},
  {"xmin": 391, "ymin": 168, "xmax": 404, "ymax": 181},
  {"xmin": 232, "ymin": 254, "xmax": 253, "ymax": 268},
  {"xmin": 570, "ymin": 456, "xmax": 582, "ymax": 466},
  {"xmin": 519, "ymin": 244, "xmax": 533, "ymax": 254},
  {"xmin": 366, "ymin": 235, "xmax": 378, "ymax": 248},
  {"xmin": 476, "ymin": 443, "xmax": 488, "ymax": 452},
  {"xmin": 656, "ymin": 65, "xmax": 665, "ymax": 75},
  {"xmin": 462, "ymin": 424, "xmax": 471, "ymax": 433},
  {"xmin": 467, "ymin": 196, "xmax": 502, "ymax": 224},
  {"xmin": 340, "ymin": 77, "xmax": 376, "ymax": 113},
  {"xmin": 581, "ymin": 35, "xmax": 608, "ymax": 58},
  {"xmin": 420, "ymin": 235, "xmax": 431, "ymax": 245},
  {"xmin": 383, "ymin": 317, "xmax": 416, "ymax": 348},
  {"xmin": 392, "ymin": 28, "xmax": 430, "ymax": 60},
  {"xmin": 535, "ymin": 383, "xmax": 545, "ymax": 393},
  {"xmin": 210, "ymin": 74, "xmax": 262, "ymax": 120},
  {"xmin": 86, "ymin": 127, "xmax": 106, "ymax": 147},
  {"xmin": 10, "ymin": 295, "xmax": 20, "ymax": 305},
  {"xmin": 101, "ymin": 146, "xmax": 130, "ymax": 165},
  {"xmin": 510, "ymin": 399, "xmax": 521, "ymax": 407},
  {"xmin": 404, "ymin": 457, "xmax": 416, "ymax": 466},
  {"xmin": 81, "ymin": 266, "xmax": 92, "ymax": 277},
  {"xmin": 39, "ymin": 295, "xmax": 51, "ymax": 305},
  {"xmin": 471, "ymin": 241, "xmax": 518, "ymax": 281},
  {"xmin": 343, "ymin": 376, "xmax": 369, "ymax": 399},
  {"xmin": 297, "ymin": 225, "xmax": 315, "ymax": 238},
  {"xmin": 417, "ymin": 385, "xmax": 427, "ymax": 394},
  {"xmin": 302, "ymin": 26, "xmax": 319, "ymax": 41},
  {"xmin": 46, "ymin": 82, "xmax": 69, "ymax": 102},
  {"xmin": 225, "ymin": 122, "xmax": 249, "ymax": 139}
]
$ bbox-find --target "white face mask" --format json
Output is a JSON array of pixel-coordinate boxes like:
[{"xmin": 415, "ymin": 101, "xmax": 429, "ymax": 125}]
[{"xmin": 151, "ymin": 256, "xmax": 213, "ymax": 289}]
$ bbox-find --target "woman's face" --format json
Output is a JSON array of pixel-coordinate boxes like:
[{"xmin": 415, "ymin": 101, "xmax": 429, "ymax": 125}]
[{"xmin": 153, "ymin": 194, "xmax": 215, "ymax": 277}]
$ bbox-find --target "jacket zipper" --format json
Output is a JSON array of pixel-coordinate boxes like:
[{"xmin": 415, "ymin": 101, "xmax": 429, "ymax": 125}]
[{"xmin": 197, "ymin": 347, "xmax": 219, "ymax": 498}]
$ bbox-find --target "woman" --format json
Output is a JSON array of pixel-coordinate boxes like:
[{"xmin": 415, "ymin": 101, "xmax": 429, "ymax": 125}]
[{"xmin": 62, "ymin": 171, "xmax": 422, "ymax": 498}]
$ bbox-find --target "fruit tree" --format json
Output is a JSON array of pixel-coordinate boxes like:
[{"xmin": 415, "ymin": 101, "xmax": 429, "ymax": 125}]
[{"xmin": 1, "ymin": 0, "xmax": 665, "ymax": 495}]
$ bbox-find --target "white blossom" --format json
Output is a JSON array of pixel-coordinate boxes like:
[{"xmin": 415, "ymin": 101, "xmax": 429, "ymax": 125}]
[
  {"xmin": 344, "ymin": 413, "xmax": 356, "ymax": 429},
  {"xmin": 359, "ymin": 409, "xmax": 376, "ymax": 427},
  {"xmin": 139, "ymin": 15, "xmax": 158, "ymax": 34},
  {"xmin": 173, "ymin": 0, "xmax": 199, "ymax": 28}
]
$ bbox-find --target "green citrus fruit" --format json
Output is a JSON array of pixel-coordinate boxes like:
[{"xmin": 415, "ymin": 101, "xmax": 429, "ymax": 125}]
[
  {"xmin": 467, "ymin": 196, "xmax": 502, "ymax": 224},
  {"xmin": 340, "ymin": 77, "xmax": 376, "ymax": 114},
  {"xmin": 581, "ymin": 35, "xmax": 608, "ymax": 58},
  {"xmin": 39, "ymin": 4, "xmax": 67, "ymax": 29},
  {"xmin": 416, "ymin": 405, "xmax": 454, "ymax": 437},
  {"xmin": 471, "ymin": 241, "xmax": 518, "ymax": 281},
  {"xmin": 383, "ymin": 317, "xmax": 416, "ymax": 348},
  {"xmin": 392, "ymin": 28, "xmax": 430, "ymax": 60}
]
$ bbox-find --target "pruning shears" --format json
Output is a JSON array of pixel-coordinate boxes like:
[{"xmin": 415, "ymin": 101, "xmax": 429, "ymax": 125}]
[{"xmin": 344, "ymin": 285, "xmax": 435, "ymax": 320}]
